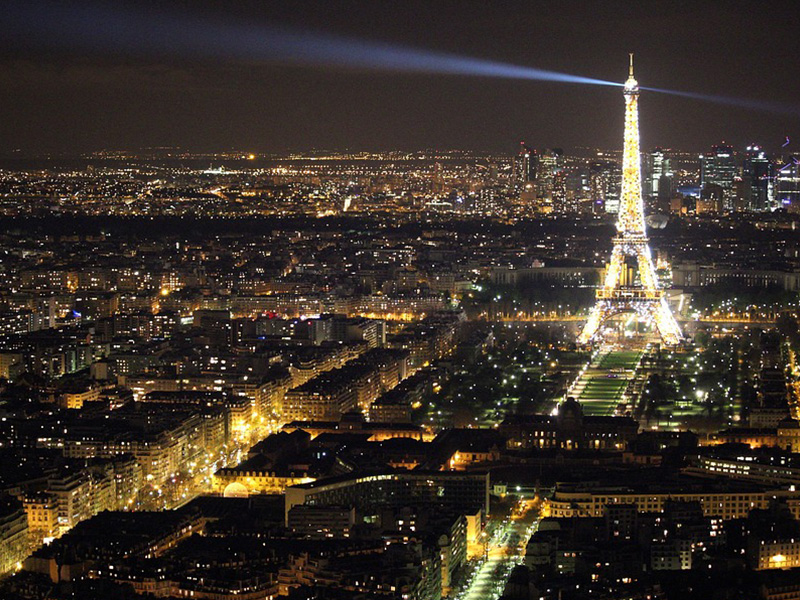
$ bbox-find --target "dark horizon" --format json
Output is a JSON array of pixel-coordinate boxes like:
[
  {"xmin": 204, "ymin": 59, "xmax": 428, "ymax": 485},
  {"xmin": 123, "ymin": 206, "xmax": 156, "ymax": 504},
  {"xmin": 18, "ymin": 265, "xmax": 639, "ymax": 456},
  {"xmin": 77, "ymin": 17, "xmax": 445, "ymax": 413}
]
[{"xmin": 2, "ymin": 1, "xmax": 800, "ymax": 155}]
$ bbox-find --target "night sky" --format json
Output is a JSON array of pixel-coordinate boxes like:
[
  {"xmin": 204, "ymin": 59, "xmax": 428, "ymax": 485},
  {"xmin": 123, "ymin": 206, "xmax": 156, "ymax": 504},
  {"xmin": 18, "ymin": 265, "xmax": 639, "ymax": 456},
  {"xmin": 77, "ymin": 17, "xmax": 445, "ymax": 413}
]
[{"xmin": 2, "ymin": 0, "xmax": 799, "ymax": 155}]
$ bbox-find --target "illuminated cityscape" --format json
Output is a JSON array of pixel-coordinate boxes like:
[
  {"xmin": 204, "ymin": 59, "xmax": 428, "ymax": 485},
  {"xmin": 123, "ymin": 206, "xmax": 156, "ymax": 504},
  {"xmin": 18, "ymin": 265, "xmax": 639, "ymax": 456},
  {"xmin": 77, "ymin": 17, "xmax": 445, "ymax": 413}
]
[{"xmin": 2, "ymin": 3, "xmax": 800, "ymax": 600}]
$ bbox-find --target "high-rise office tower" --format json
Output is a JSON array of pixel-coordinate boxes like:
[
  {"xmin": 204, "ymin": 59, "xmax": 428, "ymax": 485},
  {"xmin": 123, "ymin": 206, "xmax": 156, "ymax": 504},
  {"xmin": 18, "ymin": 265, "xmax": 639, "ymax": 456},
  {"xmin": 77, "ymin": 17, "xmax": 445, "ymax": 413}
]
[
  {"xmin": 776, "ymin": 158, "xmax": 800, "ymax": 211},
  {"xmin": 590, "ymin": 161, "xmax": 622, "ymax": 213},
  {"xmin": 700, "ymin": 144, "xmax": 737, "ymax": 211},
  {"xmin": 552, "ymin": 169, "xmax": 569, "ymax": 212},
  {"xmin": 568, "ymin": 169, "xmax": 593, "ymax": 213},
  {"xmin": 646, "ymin": 148, "xmax": 672, "ymax": 198},
  {"xmin": 741, "ymin": 145, "xmax": 773, "ymax": 211},
  {"xmin": 537, "ymin": 148, "xmax": 563, "ymax": 201},
  {"xmin": 513, "ymin": 142, "xmax": 537, "ymax": 185}
]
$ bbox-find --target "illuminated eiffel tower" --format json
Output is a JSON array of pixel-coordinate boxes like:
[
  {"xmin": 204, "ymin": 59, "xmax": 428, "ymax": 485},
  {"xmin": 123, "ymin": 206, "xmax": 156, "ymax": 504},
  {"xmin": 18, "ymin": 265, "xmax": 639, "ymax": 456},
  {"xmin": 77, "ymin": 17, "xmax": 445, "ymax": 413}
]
[{"xmin": 578, "ymin": 55, "xmax": 682, "ymax": 346}]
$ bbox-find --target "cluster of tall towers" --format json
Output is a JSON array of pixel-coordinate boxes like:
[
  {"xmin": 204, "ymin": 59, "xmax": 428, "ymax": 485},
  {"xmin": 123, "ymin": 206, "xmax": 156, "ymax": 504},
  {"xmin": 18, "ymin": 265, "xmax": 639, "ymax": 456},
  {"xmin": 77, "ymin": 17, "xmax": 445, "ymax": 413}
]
[
  {"xmin": 647, "ymin": 142, "xmax": 799, "ymax": 214},
  {"xmin": 649, "ymin": 143, "xmax": 780, "ymax": 213},
  {"xmin": 697, "ymin": 143, "xmax": 800, "ymax": 212},
  {"xmin": 514, "ymin": 144, "xmax": 623, "ymax": 214},
  {"xmin": 513, "ymin": 144, "xmax": 570, "ymax": 212},
  {"xmin": 515, "ymin": 129, "xmax": 800, "ymax": 217}
]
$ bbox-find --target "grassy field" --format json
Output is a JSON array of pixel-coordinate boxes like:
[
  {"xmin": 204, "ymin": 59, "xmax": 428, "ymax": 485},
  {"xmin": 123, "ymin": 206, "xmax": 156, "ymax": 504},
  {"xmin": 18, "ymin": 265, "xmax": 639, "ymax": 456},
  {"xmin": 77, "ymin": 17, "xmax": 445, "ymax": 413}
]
[
  {"xmin": 580, "ymin": 378, "xmax": 627, "ymax": 398},
  {"xmin": 574, "ymin": 350, "xmax": 641, "ymax": 416},
  {"xmin": 578, "ymin": 377, "xmax": 627, "ymax": 415},
  {"xmin": 597, "ymin": 351, "xmax": 642, "ymax": 370}
]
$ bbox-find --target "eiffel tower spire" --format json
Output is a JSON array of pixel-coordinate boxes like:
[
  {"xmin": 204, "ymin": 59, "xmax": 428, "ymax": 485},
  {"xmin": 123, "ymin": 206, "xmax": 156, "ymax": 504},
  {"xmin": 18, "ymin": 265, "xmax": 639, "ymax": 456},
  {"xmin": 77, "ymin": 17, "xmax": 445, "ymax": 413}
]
[{"xmin": 578, "ymin": 56, "xmax": 682, "ymax": 346}]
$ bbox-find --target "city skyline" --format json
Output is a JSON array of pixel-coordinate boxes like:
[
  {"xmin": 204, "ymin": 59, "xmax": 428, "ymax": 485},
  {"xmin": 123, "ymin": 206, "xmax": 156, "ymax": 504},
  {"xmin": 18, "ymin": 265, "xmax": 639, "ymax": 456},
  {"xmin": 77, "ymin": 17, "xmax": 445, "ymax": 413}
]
[{"xmin": 4, "ymin": 4, "xmax": 800, "ymax": 600}]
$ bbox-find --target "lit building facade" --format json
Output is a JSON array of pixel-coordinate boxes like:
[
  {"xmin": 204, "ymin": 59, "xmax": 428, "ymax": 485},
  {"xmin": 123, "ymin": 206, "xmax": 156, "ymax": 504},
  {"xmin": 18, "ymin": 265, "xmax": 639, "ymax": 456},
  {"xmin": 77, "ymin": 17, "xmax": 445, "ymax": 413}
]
[
  {"xmin": 0, "ymin": 497, "xmax": 29, "ymax": 577},
  {"xmin": 548, "ymin": 483, "xmax": 787, "ymax": 520}
]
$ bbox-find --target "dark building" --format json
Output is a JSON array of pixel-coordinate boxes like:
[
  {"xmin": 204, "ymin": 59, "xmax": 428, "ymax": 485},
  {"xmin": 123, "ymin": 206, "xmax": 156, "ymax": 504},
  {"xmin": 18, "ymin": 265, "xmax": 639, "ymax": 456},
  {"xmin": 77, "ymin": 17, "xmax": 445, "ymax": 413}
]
[
  {"xmin": 741, "ymin": 144, "xmax": 773, "ymax": 211},
  {"xmin": 500, "ymin": 397, "xmax": 639, "ymax": 450},
  {"xmin": 700, "ymin": 144, "xmax": 737, "ymax": 211},
  {"xmin": 513, "ymin": 142, "xmax": 538, "ymax": 185},
  {"xmin": 284, "ymin": 470, "xmax": 489, "ymax": 524}
]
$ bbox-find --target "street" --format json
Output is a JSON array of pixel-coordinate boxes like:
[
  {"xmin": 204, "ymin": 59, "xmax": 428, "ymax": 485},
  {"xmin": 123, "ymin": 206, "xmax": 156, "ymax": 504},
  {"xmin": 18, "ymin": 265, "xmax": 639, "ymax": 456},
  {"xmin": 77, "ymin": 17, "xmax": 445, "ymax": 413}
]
[{"xmin": 456, "ymin": 500, "xmax": 540, "ymax": 600}]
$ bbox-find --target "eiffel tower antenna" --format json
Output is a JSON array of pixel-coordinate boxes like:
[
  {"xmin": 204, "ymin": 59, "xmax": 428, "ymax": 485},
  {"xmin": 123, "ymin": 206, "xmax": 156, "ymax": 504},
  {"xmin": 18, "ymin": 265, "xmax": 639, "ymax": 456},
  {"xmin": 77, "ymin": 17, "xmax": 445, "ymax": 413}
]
[{"xmin": 578, "ymin": 57, "xmax": 682, "ymax": 346}]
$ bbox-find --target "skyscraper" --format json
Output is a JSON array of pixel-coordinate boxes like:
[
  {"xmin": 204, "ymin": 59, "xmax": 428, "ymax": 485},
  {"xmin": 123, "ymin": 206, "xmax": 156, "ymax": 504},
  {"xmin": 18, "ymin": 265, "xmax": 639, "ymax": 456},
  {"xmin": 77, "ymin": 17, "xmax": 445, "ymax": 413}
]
[
  {"xmin": 536, "ymin": 148, "xmax": 563, "ymax": 201},
  {"xmin": 741, "ymin": 145, "xmax": 773, "ymax": 211},
  {"xmin": 590, "ymin": 161, "xmax": 622, "ymax": 214},
  {"xmin": 700, "ymin": 144, "xmax": 737, "ymax": 211},
  {"xmin": 775, "ymin": 158, "xmax": 800, "ymax": 212},
  {"xmin": 646, "ymin": 148, "xmax": 672, "ymax": 198},
  {"xmin": 513, "ymin": 142, "xmax": 537, "ymax": 185},
  {"xmin": 552, "ymin": 169, "xmax": 569, "ymax": 212}
]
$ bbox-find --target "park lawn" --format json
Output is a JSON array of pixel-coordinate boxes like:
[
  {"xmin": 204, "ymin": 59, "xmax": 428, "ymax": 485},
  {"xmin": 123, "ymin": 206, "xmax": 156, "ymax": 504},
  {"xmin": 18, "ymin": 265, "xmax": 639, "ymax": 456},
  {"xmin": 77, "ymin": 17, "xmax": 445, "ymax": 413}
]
[{"xmin": 598, "ymin": 351, "xmax": 642, "ymax": 370}]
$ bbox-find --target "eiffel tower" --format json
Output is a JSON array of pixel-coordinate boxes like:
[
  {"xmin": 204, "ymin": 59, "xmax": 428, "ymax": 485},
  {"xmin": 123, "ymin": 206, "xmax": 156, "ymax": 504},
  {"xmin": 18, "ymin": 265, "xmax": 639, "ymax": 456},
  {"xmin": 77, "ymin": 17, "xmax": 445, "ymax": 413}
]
[{"xmin": 578, "ymin": 55, "xmax": 682, "ymax": 346}]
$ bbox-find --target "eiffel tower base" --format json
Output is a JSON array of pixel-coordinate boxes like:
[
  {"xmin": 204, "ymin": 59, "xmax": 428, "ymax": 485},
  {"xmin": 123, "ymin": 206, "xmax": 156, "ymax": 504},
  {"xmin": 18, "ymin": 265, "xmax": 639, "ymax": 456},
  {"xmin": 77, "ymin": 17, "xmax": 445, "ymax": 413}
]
[{"xmin": 578, "ymin": 296, "xmax": 682, "ymax": 346}]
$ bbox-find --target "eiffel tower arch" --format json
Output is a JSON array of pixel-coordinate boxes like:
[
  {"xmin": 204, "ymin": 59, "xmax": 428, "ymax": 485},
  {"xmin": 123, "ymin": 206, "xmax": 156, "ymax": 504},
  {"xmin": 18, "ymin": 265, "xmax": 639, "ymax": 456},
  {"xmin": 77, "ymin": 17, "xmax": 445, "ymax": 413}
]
[{"xmin": 578, "ymin": 55, "xmax": 682, "ymax": 346}]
